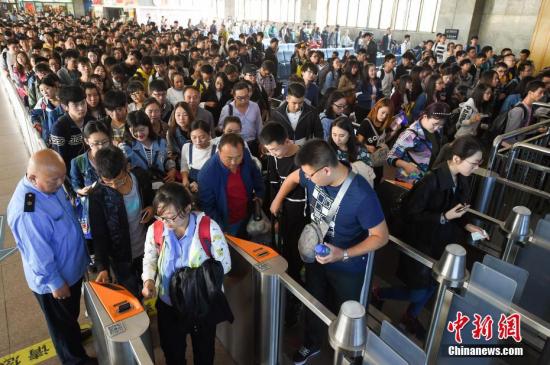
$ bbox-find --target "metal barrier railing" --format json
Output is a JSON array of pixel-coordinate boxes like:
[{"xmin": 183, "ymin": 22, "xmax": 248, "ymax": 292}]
[
  {"xmin": 487, "ymin": 118, "xmax": 550, "ymax": 171},
  {"xmin": 0, "ymin": 75, "xmax": 47, "ymax": 155}
]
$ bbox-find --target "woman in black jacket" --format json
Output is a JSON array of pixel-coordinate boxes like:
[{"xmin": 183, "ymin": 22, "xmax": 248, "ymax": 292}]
[
  {"xmin": 374, "ymin": 136, "xmax": 487, "ymax": 337},
  {"xmin": 89, "ymin": 145, "xmax": 154, "ymax": 297}
]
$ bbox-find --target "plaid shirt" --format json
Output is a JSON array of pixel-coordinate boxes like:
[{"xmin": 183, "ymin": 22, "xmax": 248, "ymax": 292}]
[{"xmin": 256, "ymin": 71, "xmax": 276, "ymax": 98}]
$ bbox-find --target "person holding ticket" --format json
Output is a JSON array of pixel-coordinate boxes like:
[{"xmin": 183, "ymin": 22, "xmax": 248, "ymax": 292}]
[{"xmin": 374, "ymin": 135, "xmax": 487, "ymax": 338}]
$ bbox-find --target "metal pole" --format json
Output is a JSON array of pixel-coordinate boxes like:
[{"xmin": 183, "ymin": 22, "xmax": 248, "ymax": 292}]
[
  {"xmin": 333, "ymin": 349, "xmax": 346, "ymax": 365},
  {"xmin": 501, "ymin": 237, "xmax": 519, "ymax": 263},
  {"xmin": 259, "ymin": 273, "xmax": 282, "ymax": 365},
  {"xmin": 359, "ymin": 251, "xmax": 375, "ymax": 308},
  {"xmin": 425, "ymin": 282, "xmax": 448, "ymax": 356}
]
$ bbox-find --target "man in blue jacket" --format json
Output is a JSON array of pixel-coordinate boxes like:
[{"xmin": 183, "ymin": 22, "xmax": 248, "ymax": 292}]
[{"xmin": 198, "ymin": 133, "xmax": 264, "ymax": 237}]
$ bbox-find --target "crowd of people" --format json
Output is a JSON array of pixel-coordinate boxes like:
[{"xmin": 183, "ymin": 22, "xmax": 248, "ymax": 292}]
[{"xmin": 3, "ymin": 10, "xmax": 550, "ymax": 365}]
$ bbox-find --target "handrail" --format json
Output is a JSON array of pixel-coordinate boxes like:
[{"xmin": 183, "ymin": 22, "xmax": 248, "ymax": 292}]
[
  {"xmin": 497, "ymin": 130, "xmax": 550, "ymax": 154},
  {"xmin": 473, "ymin": 169, "xmax": 550, "ymax": 200},
  {"xmin": 279, "ymin": 272, "xmax": 337, "ymax": 326},
  {"xmin": 465, "ymin": 208, "xmax": 504, "ymax": 227},
  {"xmin": 504, "ymin": 142, "xmax": 550, "ymax": 180},
  {"xmin": 487, "ymin": 119, "xmax": 550, "ymax": 171},
  {"xmin": 388, "ymin": 235, "xmax": 436, "ymax": 269},
  {"xmin": 0, "ymin": 75, "xmax": 47, "ymax": 155}
]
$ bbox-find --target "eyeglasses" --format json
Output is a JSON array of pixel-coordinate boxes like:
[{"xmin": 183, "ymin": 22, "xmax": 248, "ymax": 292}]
[
  {"xmin": 99, "ymin": 173, "xmax": 128, "ymax": 188},
  {"xmin": 303, "ymin": 166, "xmax": 326, "ymax": 180},
  {"xmin": 89, "ymin": 139, "xmax": 110, "ymax": 148},
  {"xmin": 235, "ymin": 95, "xmax": 250, "ymax": 101},
  {"xmin": 333, "ymin": 103, "xmax": 346, "ymax": 109},
  {"xmin": 154, "ymin": 210, "xmax": 184, "ymax": 224}
]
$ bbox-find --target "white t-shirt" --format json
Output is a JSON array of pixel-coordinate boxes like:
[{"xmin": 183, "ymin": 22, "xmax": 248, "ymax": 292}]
[
  {"xmin": 167, "ymin": 87, "xmax": 184, "ymax": 106},
  {"xmin": 180, "ymin": 140, "xmax": 217, "ymax": 172}
]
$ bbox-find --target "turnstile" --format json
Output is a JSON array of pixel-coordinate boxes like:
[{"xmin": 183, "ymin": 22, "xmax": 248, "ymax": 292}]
[
  {"xmin": 83, "ymin": 281, "xmax": 154, "ymax": 365},
  {"xmin": 217, "ymin": 234, "xmax": 288, "ymax": 365}
]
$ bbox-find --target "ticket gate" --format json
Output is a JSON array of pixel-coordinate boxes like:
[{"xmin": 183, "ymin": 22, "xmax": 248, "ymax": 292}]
[
  {"xmin": 83, "ymin": 282, "xmax": 154, "ymax": 365},
  {"xmin": 217, "ymin": 234, "xmax": 288, "ymax": 365}
]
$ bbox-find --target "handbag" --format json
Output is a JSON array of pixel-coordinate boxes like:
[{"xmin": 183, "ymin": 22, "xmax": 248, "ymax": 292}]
[
  {"xmin": 298, "ymin": 170, "xmax": 356, "ymax": 263},
  {"xmin": 365, "ymin": 118, "xmax": 389, "ymax": 167}
]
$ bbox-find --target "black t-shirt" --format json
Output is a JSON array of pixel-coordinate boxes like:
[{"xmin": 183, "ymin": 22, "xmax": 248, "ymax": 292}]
[
  {"xmin": 357, "ymin": 118, "xmax": 386, "ymax": 147},
  {"xmin": 266, "ymin": 153, "xmax": 305, "ymax": 202}
]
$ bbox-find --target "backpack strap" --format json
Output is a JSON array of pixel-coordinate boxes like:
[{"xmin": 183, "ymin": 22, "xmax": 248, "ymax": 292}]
[
  {"xmin": 153, "ymin": 220, "xmax": 164, "ymax": 254},
  {"xmin": 198, "ymin": 215, "xmax": 212, "ymax": 258}
]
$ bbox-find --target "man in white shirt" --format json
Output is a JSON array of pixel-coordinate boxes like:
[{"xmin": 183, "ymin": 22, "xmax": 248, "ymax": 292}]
[
  {"xmin": 400, "ymin": 34, "xmax": 411, "ymax": 55},
  {"xmin": 434, "ymin": 33, "xmax": 447, "ymax": 64},
  {"xmin": 218, "ymin": 81, "xmax": 263, "ymax": 156}
]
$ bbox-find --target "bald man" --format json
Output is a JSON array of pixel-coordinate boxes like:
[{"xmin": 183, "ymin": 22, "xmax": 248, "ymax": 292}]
[{"xmin": 7, "ymin": 149, "xmax": 94, "ymax": 365}]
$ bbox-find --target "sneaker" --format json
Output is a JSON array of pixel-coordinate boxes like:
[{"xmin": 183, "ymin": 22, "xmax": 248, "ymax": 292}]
[{"xmin": 292, "ymin": 346, "xmax": 320, "ymax": 365}]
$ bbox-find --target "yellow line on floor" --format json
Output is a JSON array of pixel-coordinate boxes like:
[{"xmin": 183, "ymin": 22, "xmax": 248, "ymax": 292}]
[{"xmin": 0, "ymin": 323, "xmax": 91, "ymax": 365}]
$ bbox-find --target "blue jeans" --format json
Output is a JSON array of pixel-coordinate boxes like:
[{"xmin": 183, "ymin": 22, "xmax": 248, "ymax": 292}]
[{"xmin": 379, "ymin": 284, "xmax": 436, "ymax": 318}]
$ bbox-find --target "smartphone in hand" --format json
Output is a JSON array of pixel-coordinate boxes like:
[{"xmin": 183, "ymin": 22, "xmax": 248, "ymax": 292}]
[{"xmin": 455, "ymin": 204, "xmax": 470, "ymax": 213}]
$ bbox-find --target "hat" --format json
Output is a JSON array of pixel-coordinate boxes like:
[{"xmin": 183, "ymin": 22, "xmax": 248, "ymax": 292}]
[{"xmin": 242, "ymin": 63, "xmax": 258, "ymax": 75}]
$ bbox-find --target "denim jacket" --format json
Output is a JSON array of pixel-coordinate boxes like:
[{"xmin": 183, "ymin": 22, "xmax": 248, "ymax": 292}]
[{"xmin": 120, "ymin": 138, "xmax": 175, "ymax": 178}]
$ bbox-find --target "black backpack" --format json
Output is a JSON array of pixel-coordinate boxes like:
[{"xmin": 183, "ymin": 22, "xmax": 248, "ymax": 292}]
[
  {"xmin": 442, "ymin": 107, "xmax": 461, "ymax": 143},
  {"xmin": 483, "ymin": 103, "xmax": 528, "ymax": 145}
]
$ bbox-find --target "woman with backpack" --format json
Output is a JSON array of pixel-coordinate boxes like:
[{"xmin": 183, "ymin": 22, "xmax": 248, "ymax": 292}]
[
  {"xmin": 374, "ymin": 136, "xmax": 488, "ymax": 339},
  {"xmin": 454, "ymin": 84, "xmax": 494, "ymax": 138},
  {"xmin": 142, "ymin": 183, "xmax": 231, "ymax": 365}
]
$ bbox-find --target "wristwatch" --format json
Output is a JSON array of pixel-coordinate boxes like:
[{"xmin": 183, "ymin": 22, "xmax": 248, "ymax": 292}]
[
  {"xmin": 440, "ymin": 213, "xmax": 448, "ymax": 225},
  {"xmin": 343, "ymin": 249, "xmax": 350, "ymax": 262}
]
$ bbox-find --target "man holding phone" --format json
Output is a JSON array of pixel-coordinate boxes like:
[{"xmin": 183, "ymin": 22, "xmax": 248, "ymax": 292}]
[{"xmin": 89, "ymin": 145, "xmax": 154, "ymax": 297}]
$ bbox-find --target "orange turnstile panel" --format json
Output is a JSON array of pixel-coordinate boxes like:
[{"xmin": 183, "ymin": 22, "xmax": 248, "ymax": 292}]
[
  {"xmin": 89, "ymin": 281, "xmax": 144, "ymax": 322},
  {"xmin": 225, "ymin": 234, "xmax": 279, "ymax": 263}
]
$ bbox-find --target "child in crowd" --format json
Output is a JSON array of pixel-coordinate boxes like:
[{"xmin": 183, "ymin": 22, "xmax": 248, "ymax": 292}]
[{"xmin": 167, "ymin": 71, "xmax": 185, "ymax": 106}]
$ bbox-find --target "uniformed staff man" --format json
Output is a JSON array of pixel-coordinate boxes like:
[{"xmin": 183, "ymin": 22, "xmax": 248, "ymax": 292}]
[{"xmin": 7, "ymin": 149, "xmax": 95, "ymax": 365}]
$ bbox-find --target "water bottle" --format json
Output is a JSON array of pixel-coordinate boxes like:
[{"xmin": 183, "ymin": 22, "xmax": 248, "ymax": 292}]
[{"xmin": 315, "ymin": 243, "xmax": 330, "ymax": 257}]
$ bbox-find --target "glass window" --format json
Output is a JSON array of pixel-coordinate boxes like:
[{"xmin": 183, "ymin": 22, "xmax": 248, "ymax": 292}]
[
  {"xmin": 406, "ymin": 0, "xmax": 421, "ymax": 31},
  {"xmin": 327, "ymin": 0, "xmax": 338, "ymax": 25},
  {"xmin": 357, "ymin": 0, "xmax": 370, "ymax": 28},
  {"xmin": 269, "ymin": 0, "xmax": 280, "ymax": 21},
  {"xmin": 347, "ymin": 0, "xmax": 359, "ymax": 27},
  {"xmin": 394, "ymin": 0, "xmax": 408, "ymax": 30},
  {"xmin": 368, "ymin": 0, "xmax": 382, "ymax": 28},
  {"xmin": 419, "ymin": 0, "xmax": 440, "ymax": 32},
  {"xmin": 379, "ymin": 0, "xmax": 394, "ymax": 29},
  {"xmin": 337, "ymin": 0, "xmax": 348, "ymax": 25}
]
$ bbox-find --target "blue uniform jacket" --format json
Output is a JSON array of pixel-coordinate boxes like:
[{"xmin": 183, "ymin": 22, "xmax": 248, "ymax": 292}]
[
  {"xmin": 120, "ymin": 138, "xmax": 171, "ymax": 176},
  {"xmin": 7, "ymin": 177, "xmax": 89, "ymax": 294}
]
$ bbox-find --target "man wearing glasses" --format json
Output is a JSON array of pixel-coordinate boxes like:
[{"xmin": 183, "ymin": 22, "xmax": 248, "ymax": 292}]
[
  {"xmin": 218, "ymin": 81, "xmax": 263, "ymax": 156},
  {"xmin": 270, "ymin": 139, "xmax": 388, "ymax": 364},
  {"xmin": 88, "ymin": 145, "xmax": 154, "ymax": 297}
]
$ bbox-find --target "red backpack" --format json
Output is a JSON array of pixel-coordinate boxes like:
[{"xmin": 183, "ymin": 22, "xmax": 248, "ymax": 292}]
[{"xmin": 153, "ymin": 215, "xmax": 213, "ymax": 258}]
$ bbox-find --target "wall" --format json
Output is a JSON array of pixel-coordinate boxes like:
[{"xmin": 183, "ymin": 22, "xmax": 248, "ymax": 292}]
[
  {"xmin": 528, "ymin": 0, "xmax": 550, "ymax": 71},
  {"xmin": 476, "ymin": 0, "xmax": 542, "ymax": 53}
]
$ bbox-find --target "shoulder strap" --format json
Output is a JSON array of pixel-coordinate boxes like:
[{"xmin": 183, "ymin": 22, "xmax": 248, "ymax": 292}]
[
  {"xmin": 188, "ymin": 143, "xmax": 193, "ymax": 165},
  {"xmin": 210, "ymin": 144, "xmax": 217, "ymax": 157},
  {"xmin": 154, "ymin": 220, "xmax": 164, "ymax": 253},
  {"xmin": 228, "ymin": 103, "xmax": 233, "ymax": 116},
  {"xmin": 325, "ymin": 170, "xmax": 356, "ymax": 223},
  {"xmin": 198, "ymin": 215, "xmax": 212, "ymax": 258}
]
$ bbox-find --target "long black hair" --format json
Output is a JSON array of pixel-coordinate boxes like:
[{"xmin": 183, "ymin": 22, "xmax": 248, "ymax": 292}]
[{"xmin": 329, "ymin": 116, "xmax": 358, "ymax": 162}]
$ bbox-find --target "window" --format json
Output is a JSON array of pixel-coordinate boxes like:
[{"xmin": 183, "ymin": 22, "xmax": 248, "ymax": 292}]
[
  {"xmin": 317, "ymin": 0, "xmax": 440, "ymax": 33},
  {"xmin": 235, "ymin": 0, "xmax": 300, "ymax": 23},
  {"xmin": 368, "ymin": 0, "xmax": 382, "ymax": 29}
]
